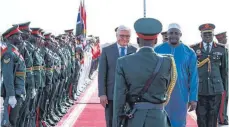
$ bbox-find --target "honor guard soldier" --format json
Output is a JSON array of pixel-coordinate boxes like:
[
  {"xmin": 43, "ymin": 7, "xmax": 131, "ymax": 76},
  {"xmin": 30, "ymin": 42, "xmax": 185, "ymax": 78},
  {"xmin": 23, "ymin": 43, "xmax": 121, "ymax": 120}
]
[
  {"xmin": 1, "ymin": 26, "xmax": 26, "ymax": 127},
  {"xmin": 215, "ymin": 32, "xmax": 228, "ymax": 125},
  {"xmin": 190, "ymin": 23, "xmax": 228, "ymax": 127},
  {"xmin": 112, "ymin": 18, "xmax": 177, "ymax": 127},
  {"xmin": 12, "ymin": 22, "xmax": 36, "ymax": 127}
]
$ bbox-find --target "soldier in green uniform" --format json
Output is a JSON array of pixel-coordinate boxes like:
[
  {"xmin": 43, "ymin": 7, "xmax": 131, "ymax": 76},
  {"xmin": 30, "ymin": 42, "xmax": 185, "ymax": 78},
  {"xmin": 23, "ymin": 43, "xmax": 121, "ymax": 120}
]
[
  {"xmin": 1, "ymin": 26, "xmax": 26, "ymax": 127},
  {"xmin": 46, "ymin": 35, "xmax": 64, "ymax": 120},
  {"xmin": 190, "ymin": 24, "xmax": 228, "ymax": 127},
  {"xmin": 52, "ymin": 35, "xmax": 69, "ymax": 115},
  {"xmin": 215, "ymin": 32, "xmax": 228, "ymax": 125},
  {"xmin": 39, "ymin": 31, "xmax": 60, "ymax": 125},
  {"xmin": 59, "ymin": 34, "xmax": 74, "ymax": 107},
  {"xmin": 12, "ymin": 22, "xmax": 36, "ymax": 127},
  {"xmin": 29, "ymin": 28, "xmax": 46, "ymax": 127},
  {"xmin": 113, "ymin": 18, "xmax": 177, "ymax": 127},
  {"xmin": 65, "ymin": 29, "xmax": 76, "ymax": 102}
]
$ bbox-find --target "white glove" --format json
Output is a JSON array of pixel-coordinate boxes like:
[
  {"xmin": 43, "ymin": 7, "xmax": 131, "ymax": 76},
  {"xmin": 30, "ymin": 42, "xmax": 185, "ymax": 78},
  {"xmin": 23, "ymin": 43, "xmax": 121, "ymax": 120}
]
[
  {"xmin": 31, "ymin": 89, "xmax": 36, "ymax": 99},
  {"xmin": 8, "ymin": 96, "xmax": 17, "ymax": 108}
]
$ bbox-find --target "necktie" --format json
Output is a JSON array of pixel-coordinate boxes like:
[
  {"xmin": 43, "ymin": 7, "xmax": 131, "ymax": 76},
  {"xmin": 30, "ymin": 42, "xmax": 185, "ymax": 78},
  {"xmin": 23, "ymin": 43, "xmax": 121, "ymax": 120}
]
[
  {"xmin": 120, "ymin": 47, "xmax": 126, "ymax": 57},
  {"xmin": 206, "ymin": 43, "xmax": 210, "ymax": 53}
]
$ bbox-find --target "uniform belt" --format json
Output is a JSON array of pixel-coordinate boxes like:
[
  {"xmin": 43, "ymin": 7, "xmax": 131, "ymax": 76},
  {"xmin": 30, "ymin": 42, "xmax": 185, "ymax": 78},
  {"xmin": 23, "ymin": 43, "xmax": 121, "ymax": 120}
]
[
  {"xmin": 33, "ymin": 66, "xmax": 43, "ymax": 71},
  {"xmin": 45, "ymin": 67, "xmax": 54, "ymax": 71},
  {"xmin": 133, "ymin": 102, "xmax": 164, "ymax": 110},
  {"xmin": 26, "ymin": 67, "xmax": 33, "ymax": 72},
  {"xmin": 15, "ymin": 72, "xmax": 26, "ymax": 77}
]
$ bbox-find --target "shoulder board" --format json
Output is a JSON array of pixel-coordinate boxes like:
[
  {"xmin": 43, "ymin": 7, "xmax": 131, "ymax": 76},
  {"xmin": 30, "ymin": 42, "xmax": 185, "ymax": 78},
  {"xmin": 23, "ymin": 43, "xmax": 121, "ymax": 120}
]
[
  {"xmin": 7, "ymin": 43, "xmax": 18, "ymax": 49},
  {"xmin": 160, "ymin": 54, "xmax": 173, "ymax": 57},
  {"xmin": 1, "ymin": 43, "xmax": 8, "ymax": 56},
  {"xmin": 215, "ymin": 42, "xmax": 226, "ymax": 47},
  {"xmin": 126, "ymin": 52, "xmax": 135, "ymax": 55},
  {"xmin": 189, "ymin": 43, "xmax": 199, "ymax": 48},
  {"xmin": 12, "ymin": 47, "xmax": 24, "ymax": 61}
]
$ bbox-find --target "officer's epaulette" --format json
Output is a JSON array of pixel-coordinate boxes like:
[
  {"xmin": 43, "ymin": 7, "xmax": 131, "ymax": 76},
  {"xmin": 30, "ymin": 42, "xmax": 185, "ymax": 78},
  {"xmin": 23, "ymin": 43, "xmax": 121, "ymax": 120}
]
[
  {"xmin": 189, "ymin": 43, "xmax": 199, "ymax": 48},
  {"xmin": 7, "ymin": 43, "xmax": 18, "ymax": 50},
  {"xmin": 160, "ymin": 54, "xmax": 173, "ymax": 57}
]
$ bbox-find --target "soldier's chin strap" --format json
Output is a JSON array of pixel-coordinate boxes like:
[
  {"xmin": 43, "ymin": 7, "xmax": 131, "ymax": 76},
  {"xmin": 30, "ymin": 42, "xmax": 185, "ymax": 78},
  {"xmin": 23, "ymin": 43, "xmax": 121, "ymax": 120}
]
[{"xmin": 164, "ymin": 56, "xmax": 177, "ymax": 105}]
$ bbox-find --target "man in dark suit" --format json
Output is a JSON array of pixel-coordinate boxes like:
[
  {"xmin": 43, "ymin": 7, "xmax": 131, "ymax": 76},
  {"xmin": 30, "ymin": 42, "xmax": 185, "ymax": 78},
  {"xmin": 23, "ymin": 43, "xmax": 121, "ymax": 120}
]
[{"xmin": 98, "ymin": 25, "xmax": 137, "ymax": 127}]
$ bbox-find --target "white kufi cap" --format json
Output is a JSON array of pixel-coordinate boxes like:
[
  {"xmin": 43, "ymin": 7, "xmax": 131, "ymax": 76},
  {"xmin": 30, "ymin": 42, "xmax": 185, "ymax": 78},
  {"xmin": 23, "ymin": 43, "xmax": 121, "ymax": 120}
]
[{"xmin": 168, "ymin": 23, "xmax": 181, "ymax": 31}]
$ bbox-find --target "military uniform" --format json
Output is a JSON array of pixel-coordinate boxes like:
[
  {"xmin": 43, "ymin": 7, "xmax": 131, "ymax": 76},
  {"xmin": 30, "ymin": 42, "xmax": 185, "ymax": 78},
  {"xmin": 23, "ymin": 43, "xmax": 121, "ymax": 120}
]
[
  {"xmin": 29, "ymin": 28, "xmax": 46, "ymax": 127},
  {"xmin": 11, "ymin": 22, "xmax": 36, "ymax": 127},
  {"xmin": 113, "ymin": 18, "xmax": 177, "ymax": 127},
  {"xmin": 215, "ymin": 32, "xmax": 228, "ymax": 125},
  {"xmin": 190, "ymin": 24, "xmax": 228, "ymax": 127},
  {"xmin": 1, "ymin": 41, "xmax": 26, "ymax": 127}
]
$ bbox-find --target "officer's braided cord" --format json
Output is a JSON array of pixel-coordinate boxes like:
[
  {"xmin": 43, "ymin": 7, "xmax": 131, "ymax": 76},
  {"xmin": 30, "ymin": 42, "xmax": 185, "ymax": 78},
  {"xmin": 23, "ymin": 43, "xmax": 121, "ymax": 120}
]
[
  {"xmin": 164, "ymin": 56, "xmax": 177, "ymax": 105},
  {"xmin": 197, "ymin": 57, "xmax": 210, "ymax": 68}
]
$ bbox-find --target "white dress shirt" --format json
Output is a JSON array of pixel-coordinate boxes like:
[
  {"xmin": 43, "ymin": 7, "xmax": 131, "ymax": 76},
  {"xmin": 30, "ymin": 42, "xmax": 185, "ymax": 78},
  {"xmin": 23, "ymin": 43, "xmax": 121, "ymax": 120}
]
[{"xmin": 203, "ymin": 42, "xmax": 213, "ymax": 52}]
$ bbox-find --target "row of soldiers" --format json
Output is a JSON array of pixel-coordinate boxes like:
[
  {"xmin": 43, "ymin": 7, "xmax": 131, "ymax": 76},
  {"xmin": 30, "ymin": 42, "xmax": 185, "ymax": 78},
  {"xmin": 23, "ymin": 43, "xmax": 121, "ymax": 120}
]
[{"xmin": 0, "ymin": 22, "xmax": 100, "ymax": 127}]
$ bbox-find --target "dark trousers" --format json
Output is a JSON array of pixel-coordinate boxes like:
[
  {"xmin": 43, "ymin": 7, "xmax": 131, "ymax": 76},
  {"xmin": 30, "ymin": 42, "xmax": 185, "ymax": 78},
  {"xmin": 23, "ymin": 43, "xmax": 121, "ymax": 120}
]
[
  {"xmin": 218, "ymin": 91, "xmax": 228, "ymax": 123},
  {"xmin": 1, "ymin": 96, "xmax": 23, "ymax": 127},
  {"xmin": 196, "ymin": 95, "xmax": 221, "ymax": 127},
  {"xmin": 105, "ymin": 100, "xmax": 113, "ymax": 127}
]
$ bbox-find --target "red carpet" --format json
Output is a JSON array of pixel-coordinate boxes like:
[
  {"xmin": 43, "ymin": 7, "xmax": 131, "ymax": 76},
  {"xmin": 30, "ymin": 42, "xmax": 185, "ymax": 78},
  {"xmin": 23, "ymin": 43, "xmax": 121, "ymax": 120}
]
[{"xmin": 56, "ymin": 77, "xmax": 198, "ymax": 127}]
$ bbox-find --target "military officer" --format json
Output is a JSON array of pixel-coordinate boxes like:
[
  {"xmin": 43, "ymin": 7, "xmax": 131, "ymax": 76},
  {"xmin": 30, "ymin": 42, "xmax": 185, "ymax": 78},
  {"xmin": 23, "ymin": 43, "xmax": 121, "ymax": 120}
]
[
  {"xmin": 161, "ymin": 31, "xmax": 168, "ymax": 43},
  {"xmin": 112, "ymin": 18, "xmax": 177, "ymax": 127},
  {"xmin": 215, "ymin": 32, "xmax": 228, "ymax": 125},
  {"xmin": 1, "ymin": 26, "xmax": 26, "ymax": 127},
  {"xmin": 190, "ymin": 24, "xmax": 228, "ymax": 127},
  {"xmin": 215, "ymin": 32, "xmax": 227, "ymax": 45}
]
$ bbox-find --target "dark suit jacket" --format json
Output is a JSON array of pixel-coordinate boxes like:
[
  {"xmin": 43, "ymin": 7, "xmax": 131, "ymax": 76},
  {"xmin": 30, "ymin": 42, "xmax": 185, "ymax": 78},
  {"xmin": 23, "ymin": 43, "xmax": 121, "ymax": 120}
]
[{"xmin": 98, "ymin": 42, "xmax": 137, "ymax": 100}]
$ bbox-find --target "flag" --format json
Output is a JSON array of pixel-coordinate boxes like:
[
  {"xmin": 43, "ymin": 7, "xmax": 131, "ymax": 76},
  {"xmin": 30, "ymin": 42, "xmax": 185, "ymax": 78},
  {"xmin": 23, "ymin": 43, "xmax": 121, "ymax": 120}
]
[{"xmin": 75, "ymin": 0, "xmax": 87, "ymax": 47}]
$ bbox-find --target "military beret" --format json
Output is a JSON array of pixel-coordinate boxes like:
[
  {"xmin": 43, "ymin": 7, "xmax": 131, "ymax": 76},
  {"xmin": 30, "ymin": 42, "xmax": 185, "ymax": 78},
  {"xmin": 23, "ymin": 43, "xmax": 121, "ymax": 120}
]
[
  {"xmin": 215, "ymin": 32, "xmax": 227, "ymax": 40},
  {"xmin": 199, "ymin": 23, "xmax": 215, "ymax": 33},
  {"xmin": 134, "ymin": 18, "xmax": 162, "ymax": 40},
  {"xmin": 2, "ymin": 25, "xmax": 23, "ymax": 38},
  {"xmin": 13, "ymin": 22, "xmax": 32, "ymax": 32},
  {"xmin": 65, "ymin": 29, "xmax": 74, "ymax": 33}
]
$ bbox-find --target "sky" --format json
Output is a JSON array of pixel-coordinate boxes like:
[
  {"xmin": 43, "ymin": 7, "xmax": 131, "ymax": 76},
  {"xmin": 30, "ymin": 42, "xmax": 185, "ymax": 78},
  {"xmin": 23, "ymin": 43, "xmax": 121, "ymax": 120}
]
[{"xmin": 0, "ymin": 0, "xmax": 228, "ymax": 45}]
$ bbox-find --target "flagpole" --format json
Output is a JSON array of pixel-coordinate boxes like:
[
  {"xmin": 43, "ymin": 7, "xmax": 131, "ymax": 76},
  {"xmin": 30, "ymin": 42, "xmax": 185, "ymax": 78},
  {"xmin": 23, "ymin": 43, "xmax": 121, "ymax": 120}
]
[{"xmin": 143, "ymin": 0, "xmax": 146, "ymax": 17}]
